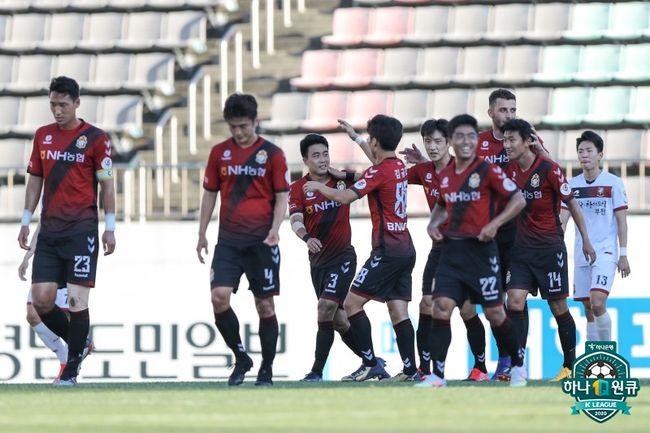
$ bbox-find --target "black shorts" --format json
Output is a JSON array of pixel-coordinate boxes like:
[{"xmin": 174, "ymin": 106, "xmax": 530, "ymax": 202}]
[
  {"xmin": 497, "ymin": 237, "xmax": 514, "ymax": 290},
  {"xmin": 433, "ymin": 238, "xmax": 503, "ymax": 308},
  {"xmin": 422, "ymin": 245, "xmax": 442, "ymax": 295},
  {"xmin": 210, "ymin": 242, "xmax": 280, "ymax": 298},
  {"xmin": 32, "ymin": 230, "xmax": 100, "ymax": 288},
  {"xmin": 350, "ymin": 253, "xmax": 415, "ymax": 302},
  {"xmin": 507, "ymin": 243, "xmax": 569, "ymax": 300},
  {"xmin": 310, "ymin": 256, "xmax": 356, "ymax": 305}
]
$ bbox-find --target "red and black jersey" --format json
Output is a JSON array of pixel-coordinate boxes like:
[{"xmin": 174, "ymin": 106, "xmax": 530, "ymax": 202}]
[
  {"xmin": 477, "ymin": 129, "xmax": 509, "ymax": 169},
  {"xmin": 203, "ymin": 136, "xmax": 289, "ymax": 246},
  {"xmin": 28, "ymin": 121, "xmax": 112, "ymax": 237},
  {"xmin": 288, "ymin": 175, "xmax": 355, "ymax": 268},
  {"xmin": 437, "ymin": 157, "xmax": 518, "ymax": 239},
  {"xmin": 407, "ymin": 157, "xmax": 454, "ymax": 211},
  {"xmin": 350, "ymin": 157, "xmax": 415, "ymax": 257},
  {"xmin": 506, "ymin": 156, "xmax": 573, "ymax": 248}
]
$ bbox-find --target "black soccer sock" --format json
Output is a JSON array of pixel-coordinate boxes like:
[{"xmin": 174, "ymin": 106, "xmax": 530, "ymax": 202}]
[
  {"xmin": 491, "ymin": 323, "xmax": 508, "ymax": 358},
  {"xmin": 393, "ymin": 319, "xmax": 417, "ymax": 375},
  {"xmin": 259, "ymin": 315, "xmax": 279, "ymax": 367},
  {"xmin": 506, "ymin": 308, "xmax": 527, "ymax": 350},
  {"xmin": 464, "ymin": 315, "xmax": 487, "ymax": 373},
  {"xmin": 554, "ymin": 311, "xmax": 577, "ymax": 369},
  {"xmin": 430, "ymin": 319, "xmax": 451, "ymax": 378},
  {"xmin": 214, "ymin": 308, "xmax": 247, "ymax": 360},
  {"xmin": 492, "ymin": 318, "xmax": 524, "ymax": 368},
  {"xmin": 61, "ymin": 309, "xmax": 89, "ymax": 379},
  {"xmin": 38, "ymin": 305, "xmax": 69, "ymax": 344},
  {"xmin": 416, "ymin": 313, "xmax": 432, "ymax": 374},
  {"xmin": 339, "ymin": 327, "xmax": 362, "ymax": 358},
  {"xmin": 311, "ymin": 321, "xmax": 335, "ymax": 375},
  {"xmin": 522, "ymin": 301, "xmax": 530, "ymax": 349},
  {"xmin": 348, "ymin": 311, "xmax": 377, "ymax": 367}
]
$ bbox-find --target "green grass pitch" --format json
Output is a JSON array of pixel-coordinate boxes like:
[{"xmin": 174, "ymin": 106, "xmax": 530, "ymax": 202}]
[{"xmin": 1, "ymin": 380, "xmax": 648, "ymax": 433}]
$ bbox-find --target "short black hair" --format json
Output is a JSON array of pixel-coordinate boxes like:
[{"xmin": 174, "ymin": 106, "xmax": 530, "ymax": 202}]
[
  {"xmin": 447, "ymin": 114, "xmax": 478, "ymax": 136},
  {"xmin": 420, "ymin": 118, "xmax": 449, "ymax": 139},
  {"xmin": 49, "ymin": 76, "xmax": 80, "ymax": 100},
  {"xmin": 489, "ymin": 88, "xmax": 516, "ymax": 107},
  {"xmin": 300, "ymin": 133, "xmax": 329, "ymax": 158},
  {"xmin": 367, "ymin": 114, "xmax": 403, "ymax": 151},
  {"xmin": 502, "ymin": 118, "xmax": 534, "ymax": 142},
  {"xmin": 223, "ymin": 93, "xmax": 258, "ymax": 121},
  {"xmin": 576, "ymin": 130, "xmax": 604, "ymax": 153}
]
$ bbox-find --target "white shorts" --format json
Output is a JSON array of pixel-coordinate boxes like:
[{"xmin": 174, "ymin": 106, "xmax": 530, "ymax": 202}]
[
  {"xmin": 27, "ymin": 287, "xmax": 69, "ymax": 310},
  {"xmin": 573, "ymin": 261, "xmax": 617, "ymax": 300}
]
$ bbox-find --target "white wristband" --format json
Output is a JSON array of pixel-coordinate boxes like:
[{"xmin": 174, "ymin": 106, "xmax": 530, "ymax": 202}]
[
  {"xmin": 105, "ymin": 213, "xmax": 116, "ymax": 231},
  {"xmin": 21, "ymin": 209, "xmax": 32, "ymax": 226},
  {"xmin": 354, "ymin": 136, "xmax": 365, "ymax": 146},
  {"xmin": 619, "ymin": 247, "xmax": 627, "ymax": 257}
]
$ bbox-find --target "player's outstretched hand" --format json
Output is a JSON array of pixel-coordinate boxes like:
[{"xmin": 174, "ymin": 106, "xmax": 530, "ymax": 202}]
[
  {"xmin": 102, "ymin": 230, "xmax": 116, "ymax": 256},
  {"xmin": 399, "ymin": 144, "xmax": 425, "ymax": 164},
  {"xmin": 303, "ymin": 181, "xmax": 321, "ymax": 194},
  {"xmin": 306, "ymin": 237, "xmax": 322, "ymax": 253},
  {"xmin": 337, "ymin": 119, "xmax": 358, "ymax": 141},
  {"xmin": 18, "ymin": 259, "xmax": 29, "ymax": 281},
  {"xmin": 328, "ymin": 166, "xmax": 346, "ymax": 180},
  {"xmin": 196, "ymin": 234, "xmax": 208, "ymax": 264},
  {"xmin": 618, "ymin": 256, "xmax": 630, "ymax": 278},
  {"xmin": 478, "ymin": 221, "xmax": 499, "ymax": 242},
  {"xmin": 263, "ymin": 228, "xmax": 279, "ymax": 247},
  {"xmin": 583, "ymin": 242, "xmax": 597, "ymax": 265},
  {"xmin": 427, "ymin": 223, "xmax": 443, "ymax": 241},
  {"xmin": 18, "ymin": 225, "xmax": 30, "ymax": 250}
]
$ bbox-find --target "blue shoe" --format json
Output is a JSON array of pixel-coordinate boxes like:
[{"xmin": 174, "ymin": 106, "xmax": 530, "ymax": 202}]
[
  {"xmin": 342, "ymin": 357, "xmax": 388, "ymax": 381},
  {"xmin": 228, "ymin": 354, "xmax": 253, "ymax": 386},
  {"xmin": 301, "ymin": 371, "xmax": 323, "ymax": 382},
  {"xmin": 350, "ymin": 362, "xmax": 390, "ymax": 382},
  {"xmin": 53, "ymin": 377, "xmax": 77, "ymax": 387},
  {"xmin": 491, "ymin": 356, "xmax": 511, "ymax": 382}
]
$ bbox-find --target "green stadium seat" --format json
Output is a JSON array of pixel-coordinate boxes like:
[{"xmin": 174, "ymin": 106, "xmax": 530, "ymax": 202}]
[
  {"xmin": 625, "ymin": 87, "xmax": 650, "ymax": 124},
  {"xmin": 563, "ymin": 3, "xmax": 610, "ymax": 41},
  {"xmin": 616, "ymin": 44, "xmax": 650, "ymax": 82},
  {"xmin": 533, "ymin": 46, "xmax": 580, "ymax": 84},
  {"xmin": 542, "ymin": 88, "xmax": 590, "ymax": 126},
  {"xmin": 605, "ymin": 1, "xmax": 649, "ymax": 40},
  {"xmin": 584, "ymin": 86, "xmax": 630, "ymax": 125},
  {"xmin": 574, "ymin": 45, "xmax": 620, "ymax": 83}
]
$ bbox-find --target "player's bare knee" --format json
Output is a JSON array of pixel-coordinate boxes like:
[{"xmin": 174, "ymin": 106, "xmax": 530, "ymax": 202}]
[
  {"xmin": 483, "ymin": 306, "xmax": 506, "ymax": 325},
  {"xmin": 459, "ymin": 301, "xmax": 476, "ymax": 320},
  {"xmin": 210, "ymin": 288, "xmax": 231, "ymax": 313},
  {"xmin": 317, "ymin": 299, "xmax": 338, "ymax": 321},
  {"xmin": 419, "ymin": 296, "xmax": 432, "ymax": 314},
  {"xmin": 548, "ymin": 299, "xmax": 569, "ymax": 316},
  {"xmin": 255, "ymin": 297, "xmax": 275, "ymax": 318},
  {"xmin": 432, "ymin": 299, "xmax": 454, "ymax": 320},
  {"xmin": 26, "ymin": 305, "xmax": 40, "ymax": 326}
]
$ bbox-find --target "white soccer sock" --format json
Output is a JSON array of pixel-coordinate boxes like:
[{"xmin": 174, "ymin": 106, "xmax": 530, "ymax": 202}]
[
  {"xmin": 32, "ymin": 323, "xmax": 68, "ymax": 363},
  {"xmin": 594, "ymin": 312, "xmax": 612, "ymax": 341},
  {"xmin": 586, "ymin": 321, "xmax": 598, "ymax": 341}
]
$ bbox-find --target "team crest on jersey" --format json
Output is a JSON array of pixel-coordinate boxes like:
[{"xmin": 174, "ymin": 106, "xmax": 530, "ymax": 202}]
[
  {"xmin": 336, "ymin": 180, "xmax": 346, "ymax": 190},
  {"xmin": 255, "ymin": 150, "xmax": 268, "ymax": 164},
  {"xmin": 469, "ymin": 173, "xmax": 480, "ymax": 189},
  {"xmin": 43, "ymin": 134, "xmax": 53, "ymax": 144},
  {"xmin": 76, "ymin": 135, "xmax": 87, "ymax": 149},
  {"xmin": 222, "ymin": 149, "xmax": 232, "ymax": 161},
  {"xmin": 561, "ymin": 182, "xmax": 572, "ymax": 195},
  {"xmin": 597, "ymin": 187, "xmax": 605, "ymax": 197},
  {"xmin": 354, "ymin": 179, "xmax": 367, "ymax": 190},
  {"xmin": 530, "ymin": 173, "xmax": 540, "ymax": 188}
]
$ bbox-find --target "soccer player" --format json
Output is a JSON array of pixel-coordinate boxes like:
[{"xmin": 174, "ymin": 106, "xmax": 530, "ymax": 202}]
[
  {"xmin": 18, "ymin": 76, "xmax": 114, "ymax": 386},
  {"xmin": 19, "ymin": 224, "xmax": 69, "ymax": 380},
  {"xmin": 560, "ymin": 131, "xmax": 630, "ymax": 343},
  {"xmin": 197, "ymin": 93, "xmax": 289, "ymax": 386},
  {"xmin": 502, "ymin": 119, "xmax": 596, "ymax": 382},
  {"xmin": 304, "ymin": 115, "xmax": 417, "ymax": 381},
  {"xmin": 288, "ymin": 134, "xmax": 362, "ymax": 381},
  {"xmin": 421, "ymin": 114, "xmax": 527, "ymax": 388}
]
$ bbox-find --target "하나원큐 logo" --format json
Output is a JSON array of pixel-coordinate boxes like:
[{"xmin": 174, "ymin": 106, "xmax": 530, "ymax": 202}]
[{"xmin": 562, "ymin": 341, "xmax": 640, "ymax": 423}]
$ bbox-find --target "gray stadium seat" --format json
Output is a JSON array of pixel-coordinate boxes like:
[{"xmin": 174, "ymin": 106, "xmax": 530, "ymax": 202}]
[
  {"xmin": 0, "ymin": 138, "xmax": 29, "ymax": 171},
  {"xmin": 515, "ymin": 88, "xmax": 550, "ymax": 126},
  {"xmin": 605, "ymin": 1, "xmax": 649, "ymax": 39},
  {"xmin": 625, "ymin": 87, "xmax": 650, "ymax": 124},
  {"xmin": 39, "ymin": 13, "xmax": 86, "ymax": 51},
  {"xmin": 402, "ymin": 5, "xmax": 450, "ymax": 45},
  {"xmin": 6, "ymin": 55, "xmax": 53, "ymax": 93},
  {"xmin": 605, "ymin": 130, "xmax": 645, "ymax": 163},
  {"xmin": 77, "ymin": 13, "xmax": 124, "ymax": 50},
  {"xmin": 485, "ymin": 4, "xmax": 530, "ymax": 42},
  {"xmin": 444, "ymin": 5, "xmax": 489, "ymax": 43},
  {"xmin": 260, "ymin": 93, "xmax": 310, "ymax": 132},
  {"xmin": 563, "ymin": 3, "xmax": 610, "ymax": 41},
  {"xmin": 2, "ymin": 14, "xmax": 47, "ymax": 51},
  {"xmin": 498, "ymin": 46, "xmax": 540, "ymax": 84},
  {"xmin": 616, "ymin": 44, "xmax": 650, "ymax": 82},
  {"xmin": 470, "ymin": 89, "xmax": 493, "ymax": 126},
  {"xmin": 92, "ymin": 54, "xmax": 132, "ymax": 91},
  {"xmin": 54, "ymin": 54, "xmax": 94, "ymax": 89},
  {"xmin": 392, "ymin": 90, "xmax": 429, "ymax": 130},
  {"xmin": 0, "ymin": 55, "xmax": 15, "ymax": 91},
  {"xmin": 158, "ymin": 10, "xmax": 207, "ymax": 53},
  {"xmin": 0, "ymin": 0, "xmax": 30, "ymax": 12},
  {"xmin": 454, "ymin": 46, "xmax": 499, "ymax": 85},
  {"xmin": 525, "ymin": 3, "xmax": 570, "ymax": 41},
  {"xmin": 100, "ymin": 95, "xmax": 144, "ymax": 137},
  {"xmin": 127, "ymin": 52, "xmax": 176, "ymax": 95},
  {"xmin": 429, "ymin": 89, "xmax": 470, "ymax": 121},
  {"xmin": 534, "ymin": 130, "xmax": 560, "ymax": 161},
  {"xmin": 543, "ymin": 88, "xmax": 590, "ymax": 126},
  {"xmin": 0, "ymin": 97, "xmax": 22, "ymax": 134},
  {"xmin": 412, "ymin": 47, "xmax": 459, "ymax": 86},
  {"xmin": 14, "ymin": 96, "xmax": 53, "ymax": 135},
  {"xmin": 584, "ymin": 86, "xmax": 630, "ymax": 125},
  {"xmin": 372, "ymin": 48, "xmax": 419, "ymax": 87},
  {"xmin": 119, "ymin": 12, "xmax": 164, "ymax": 50},
  {"xmin": 77, "ymin": 95, "xmax": 101, "ymax": 124}
]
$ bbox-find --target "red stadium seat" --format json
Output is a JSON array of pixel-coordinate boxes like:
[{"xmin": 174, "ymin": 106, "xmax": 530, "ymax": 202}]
[
  {"xmin": 321, "ymin": 8, "xmax": 371, "ymax": 48},
  {"xmin": 302, "ymin": 91, "xmax": 348, "ymax": 132},
  {"xmin": 290, "ymin": 50, "xmax": 340, "ymax": 90},
  {"xmin": 363, "ymin": 7, "xmax": 412, "ymax": 46},
  {"xmin": 331, "ymin": 49, "xmax": 381, "ymax": 89},
  {"xmin": 346, "ymin": 90, "xmax": 391, "ymax": 129}
]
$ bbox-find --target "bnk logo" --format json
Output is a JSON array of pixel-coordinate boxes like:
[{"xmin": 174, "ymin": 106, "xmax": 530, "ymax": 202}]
[{"xmin": 562, "ymin": 341, "xmax": 641, "ymax": 423}]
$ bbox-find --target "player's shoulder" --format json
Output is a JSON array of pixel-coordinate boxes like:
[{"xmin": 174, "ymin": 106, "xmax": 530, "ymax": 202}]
[
  {"xmin": 290, "ymin": 174, "xmax": 308, "ymax": 189},
  {"xmin": 569, "ymin": 172, "xmax": 584, "ymax": 187},
  {"xmin": 599, "ymin": 170, "xmax": 623, "ymax": 184}
]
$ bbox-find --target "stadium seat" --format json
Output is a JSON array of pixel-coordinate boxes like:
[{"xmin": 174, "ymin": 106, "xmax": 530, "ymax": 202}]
[
  {"xmin": 302, "ymin": 91, "xmax": 347, "ymax": 131},
  {"xmin": 558, "ymin": 129, "xmax": 605, "ymax": 162},
  {"xmin": 453, "ymin": 46, "xmax": 499, "ymax": 85},
  {"xmin": 542, "ymin": 88, "xmax": 590, "ymax": 126},
  {"xmin": 2, "ymin": 14, "xmax": 47, "ymax": 51},
  {"xmin": 127, "ymin": 53, "xmax": 176, "ymax": 95},
  {"xmin": 0, "ymin": 184, "xmax": 26, "ymax": 219},
  {"xmin": 32, "ymin": 0, "xmax": 70, "ymax": 10},
  {"xmin": 331, "ymin": 49, "xmax": 380, "ymax": 89},
  {"xmin": 515, "ymin": 88, "xmax": 550, "ymax": 126},
  {"xmin": 119, "ymin": 12, "xmax": 164, "ymax": 50},
  {"xmin": 563, "ymin": 3, "xmax": 610, "ymax": 41},
  {"xmin": 525, "ymin": 3, "xmax": 570, "ymax": 41},
  {"xmin": 158, "ymin": 10, "xmax": 207, "ymax": 53},
  {"xmin": 354, "ymin": 0, "xmax": 391, "ymax": 5},
  {"xmin": 6, "ymin": 55, "xmax": 52, "ymax": 93},
  {"xmin": 260, "ymin": 93, "xmax": 310, "ymax": 133},
  {"xmin": 0, "ymin": 15, "xmax": 8, "ymax": 43},
  {"xmin": 497, "ymin": 46, "xmax": 540, "ymax": 84},
  {"xmin": 55, "ymin": 54, "xmax": 94, "ymax": 88},
  {"xmin": 273, "ymin": 134, "xmax": 306, "ymax": 167},
  {"xmin": 616, "ymin": 44, "xmax": 650, "ymax": 82},
  {"xmin": 402, "ymin": 5, "xmax": 450, "ymax": 45},
  {"xmin": 92, "ymin": 54, "xmax": 132, "ymax": 91},
  {"xmin": 326, "ymin": 133, "xmax": 358, "ymax": 166},
  {"xmin": 69, "ymin": 0, "xmax": 109, "ymax": 8},
  {"xmin": 0, "ymin": 56, "xmax": 15, "ymax": 91},
  {"xmin": 290, "ymin": 50, "xmax": 340, "ymax": 90},
  {"xmin": 625, "ymin": 87, "xmax": 650, "ymax": 124},
  {"xmin": 0, "ymin": 1, "xmax": 30, "ymax": 12},
  {"xmin": 583, "ymin": 86, "xmax": 630, "ymax": 125},
  {"xmin": 0, "ymin": 97, "xmax": 22, "ymax": 134},
  {"xmin": 573, "ymin": 45, "xmax": 620, "ymax": 83},
  {"xmin": 346, "ymin": 90, "xmax": 391, "ymax": 129},
  {"xmin": 372, "ymin": 48, "xmax": 419, "ymax": 87},
  {"xmin": 535, "ymin": 129, "xmax": 560, "ymax": 161},
  {"xmin": 363, "ymin": 7, "xmax": 411, "ymax": 46},
  {"xmin": 14, "ymin": 96, "xmax": 53, "ymax": 135},
  {"xmin": 392, "ymin": 90, "xmax": 429, "ymax": 130},
  {"xmin": 444, "ymin": 5, "xmax": 489, "ymax": 43},
  {"xmin": 484, "ymin": 3, "xmax": 530, "ymax": 42},
  {"xmin": 100, "ymin": 95, "xmax": 144, "ymax": 137},
  {"xmin": 429, "ymin": 89, "xmax": 470, "ymax": 121},
  {"xmin": 532, "ymin": 46, "xmax": 580, "ymax": 84},
  {"xmin": 605, "ymin": 1, "xmax": 649, "ymax": 40},
  {"xmin": 622, "ymin": 176, "xmax": 650, "ymax": 210},
  {"xmin": 77, "ymin": 95, "xmax": 101, "ymax": 124},
  {"xmin": 470, "ymin": 89, "xmax": 493, "ymax": 126},
  {"xmin": 108, "ymin": 0, "xmax": 147, "ymax": 7},
  {"xmin": 77, "ymin": 13, "xmax": 124, "ymax": 49},
  {"xmin": 605, "ymin": 129, "xmax": 644, "ymax": 163},
  {"xmin": 321, "ymin": 8, "xmax": 370, "ymax": 48},
  {"xmin": 412, "ymin": 47, "xmax": 459, "ymax": 86},
  {"xmin": 0, "ymin": 138, "xmax": 29, "ymax": 171},
  {"xmin": 39, "ymin": 13, "xmax": 85, "ymax": 51}
]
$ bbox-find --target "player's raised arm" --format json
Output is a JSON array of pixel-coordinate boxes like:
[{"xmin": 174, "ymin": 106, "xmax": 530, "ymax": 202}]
[
  {"xmin": 614, "ymin": 208, "xmax": 630, "ymax": 277},
  {"xmin": 338, "ymin": 119, "xmax": 377, "ymax": 165},
  {"xmin": 566, "ymin": 199, "xmax": 597, "ymax": 264},
  {"xmin": 197, "ymin": 190, "xmax": 217, "ymax": 263}
]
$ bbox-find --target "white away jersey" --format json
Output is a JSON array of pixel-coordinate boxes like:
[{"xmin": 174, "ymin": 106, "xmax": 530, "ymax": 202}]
[{"xmin": 565, "ymin": 171, "xmax": 627, "ymax": 266}]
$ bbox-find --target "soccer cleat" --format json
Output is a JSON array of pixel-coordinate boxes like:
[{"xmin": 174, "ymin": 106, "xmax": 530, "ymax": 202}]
[
  {"xmin": 349, "ymin": 362, "xmax": 390, "ymax": 382},
  {"xmin": 300, "ymin": 371, "xmax": 323, "ymax": 382},
  {"xmin": 550, "ymin": 366, "xmax": 572, "ymax": 382},
  {"xmin": 465, "ymin": 367, "xmax": 490, "ymax": 382},
  {"xmin": 53, "ymin": 363, "xmax": 66, "ymax": 384},
  {"xmin": 77, "ymin": 336, "xmax": 95, "ymax": 374},
  {"xmin": 414, "ymin": 373, "xmax": 447, "ymax": 388},
  {"xmin": 491, "ymin": 356, "xmax": 511, "ymax": 381},
  {"xmin": 228, "ymin": 354, "xmax": 254, "ymax": 386},
  {"xmin": 387, "ymin": 371, "xmax": 420, "ymax": 382},
  {"xmin": 255, "ymin": 364, "xmax": 273, "ymax": 386},
  {"xmin": 510, "ymin": 364, "xmax": 528, "ymax": 388},
  {"xmin": 53, "ymin": 377, "xmax": 77, "ymax": 387},
  {"xmin": 341, "ymin": 357, "xmax": 387, "ymax": 382}
]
